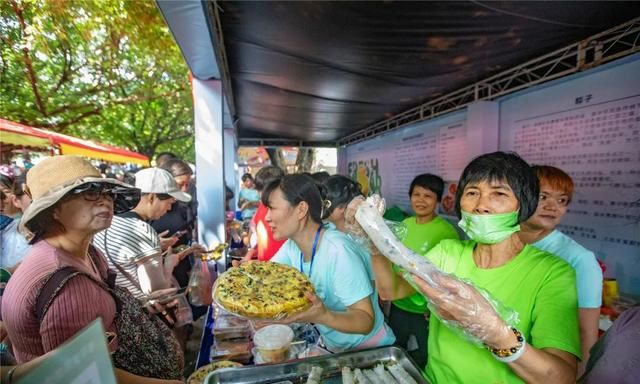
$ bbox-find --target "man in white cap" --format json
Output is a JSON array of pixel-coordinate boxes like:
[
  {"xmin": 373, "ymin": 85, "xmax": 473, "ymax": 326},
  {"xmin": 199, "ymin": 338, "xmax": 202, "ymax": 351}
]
[{"xmin": 94, "ymin": 168, "xmax": 204, "ymax": 301}]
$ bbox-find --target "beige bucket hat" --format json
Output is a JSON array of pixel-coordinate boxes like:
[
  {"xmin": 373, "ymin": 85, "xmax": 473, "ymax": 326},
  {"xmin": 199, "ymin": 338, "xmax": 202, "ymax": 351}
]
[{"xmin": 20, "ymin": 156, "xmax": 140, "ymax": 239}]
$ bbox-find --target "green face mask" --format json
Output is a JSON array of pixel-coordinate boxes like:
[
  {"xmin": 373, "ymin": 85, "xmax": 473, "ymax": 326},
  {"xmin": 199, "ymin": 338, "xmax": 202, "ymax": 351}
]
[{"xmin": 457, "ymin": 210, "xmax": 520, "ymax": 244}]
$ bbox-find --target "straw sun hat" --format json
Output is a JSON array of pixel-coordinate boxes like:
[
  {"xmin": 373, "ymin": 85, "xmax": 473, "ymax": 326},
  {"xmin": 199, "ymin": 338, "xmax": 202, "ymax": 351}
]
[{"xmin": 19, "ymin": 156, "xmax": 140, "ymax": 239}]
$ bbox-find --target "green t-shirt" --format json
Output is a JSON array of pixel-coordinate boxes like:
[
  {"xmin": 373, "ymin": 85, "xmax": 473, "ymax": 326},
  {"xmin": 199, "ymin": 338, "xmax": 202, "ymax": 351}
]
[
  {"xmin": 392, "ymin": 216, "xmax": 459, "ymax": 313},
  {"xmin": 424, "ymin": 239, "xmax": 581, "ymax": 384}
]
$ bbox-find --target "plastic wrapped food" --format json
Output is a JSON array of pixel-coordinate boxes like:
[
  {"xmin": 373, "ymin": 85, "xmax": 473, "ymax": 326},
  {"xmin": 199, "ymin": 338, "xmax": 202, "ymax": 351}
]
[
  {"xmin": 341, "ymin": 363, "xmax": 414, "ymax": 384},
  {"xmin": 387, "ymin": 364, "xmax": 418, "ymax": 384},
  {"xmin": 213, "ymin": 314, "xmax": 252, "ymax": 342},
  {"xmin": 353, "ymin": 368, "xmax": 372, "ymax": 384},
  {"xmin": 341, "ymin": 367, "xmax": 354, "ymax": 384},
  {"xmin": 352, "ymin": 195, "xmax": 519, "ymax": 346},
  {"xmin": 213, "ymin": 339, "xmax": 252, "ymax": 355},
  {"xmin": 373, "ymin": 364, "xmax": 398, "ymax": 384},
  {"xmin": 305, "ymin": 366, "xmax": 323, "ymax": 384}
]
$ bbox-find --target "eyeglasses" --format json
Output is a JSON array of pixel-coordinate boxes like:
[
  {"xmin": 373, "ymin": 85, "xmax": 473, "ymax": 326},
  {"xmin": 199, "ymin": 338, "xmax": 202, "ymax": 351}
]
[
  {"xmin": 69, "ymin": 182, "xmax": 117, "ymax": 201},
  {"xmin": 67, "ymin": 182, "xmax": 141, "ymax": 214}
]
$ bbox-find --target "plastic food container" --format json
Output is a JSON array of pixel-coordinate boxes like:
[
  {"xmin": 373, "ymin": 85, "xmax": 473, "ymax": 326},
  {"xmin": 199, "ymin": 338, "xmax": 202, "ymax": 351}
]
[
  {"xmin": 214, "ymin": 315, "xmax": 252, "ymax": 342},
  {"xmin": 252, "ymin": 324, "xmax": 294, "ymax": 363}
]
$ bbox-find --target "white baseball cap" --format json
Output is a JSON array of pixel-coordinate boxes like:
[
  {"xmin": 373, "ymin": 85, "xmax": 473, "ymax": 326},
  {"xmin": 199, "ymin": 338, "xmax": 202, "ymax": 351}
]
[{"xmin": 135, "ymin": 168, "xmax": 191, "ymax": 202}]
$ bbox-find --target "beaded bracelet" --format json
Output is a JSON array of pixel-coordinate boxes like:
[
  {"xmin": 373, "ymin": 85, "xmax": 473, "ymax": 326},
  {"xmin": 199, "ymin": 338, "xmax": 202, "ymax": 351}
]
[{"xmin": 486, "ymin": 327, "xmax": 526, "ymax": 363}]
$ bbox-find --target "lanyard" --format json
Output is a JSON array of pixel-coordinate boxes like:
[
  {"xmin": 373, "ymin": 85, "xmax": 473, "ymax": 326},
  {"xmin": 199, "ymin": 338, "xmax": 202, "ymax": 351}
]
[{"xmin": 300, "ymin": 225, "xmax": 322, "ymax": 278}]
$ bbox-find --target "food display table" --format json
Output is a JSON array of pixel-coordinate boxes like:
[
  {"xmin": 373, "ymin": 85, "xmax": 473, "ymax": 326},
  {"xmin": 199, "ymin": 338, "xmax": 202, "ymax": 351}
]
[{"xmin": 203, "ymin": 346, "xmax": 428, "ymax": 384}]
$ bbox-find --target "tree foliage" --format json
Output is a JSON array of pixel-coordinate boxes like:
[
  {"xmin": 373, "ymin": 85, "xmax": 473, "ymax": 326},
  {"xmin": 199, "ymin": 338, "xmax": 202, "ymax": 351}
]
[{"xmin": 0, "ymin": 0, "xmax": 194, "ymax": 161}]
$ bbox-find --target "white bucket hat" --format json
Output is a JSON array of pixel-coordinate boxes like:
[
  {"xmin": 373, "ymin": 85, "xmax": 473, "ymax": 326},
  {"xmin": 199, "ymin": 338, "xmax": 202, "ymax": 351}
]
[{"xmin": 20, "ymin": 156, "xmax": 140, "ymax": 239}]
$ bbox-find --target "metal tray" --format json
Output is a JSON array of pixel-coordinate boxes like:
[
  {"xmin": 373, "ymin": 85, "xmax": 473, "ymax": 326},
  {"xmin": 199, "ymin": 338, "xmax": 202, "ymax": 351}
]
[{"xmin": 205, "ymin": 346, "xmax": 430, "ymax": 384}]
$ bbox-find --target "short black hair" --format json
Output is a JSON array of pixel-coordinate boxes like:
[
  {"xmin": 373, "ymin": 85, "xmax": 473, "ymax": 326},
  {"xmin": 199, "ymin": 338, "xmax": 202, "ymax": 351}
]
[
  {"xmin": 241, "ymin": 173, "xmax": 254, "ymax": 182},
  {"xmin": 155, "ymin": 152, "xmax": 177, "ymax": 167},
  {"xmin": 225, "ymin": 185, "xmax": 234, "ymax": 201},
  {"xmin": 455, "ymin": 151, "xmax": 539, "ymax": 222},
  {"xmin": 310, "ymin": 171, "xmax": 331, "ymax": 184},
  {"xmin": 409, "ymin": 174, "xmax": 445, "ymax": 201},
  {"xmin": 0, "ymin": 173, "xmax": 15, "ymax": 191},
  {"xmin": 254, "ymin": 166, "xmax": 285, "ymax": 191},
  {"xmin": 161, "ymin": 159, "xmax": 192, "ymax": 177},
  {"xmin": 322, "ymin": 175, "xmax": 362, "ymax": 219},
  {"xmin": 13, "ymin": 174, "xmax": 27, "ymax": 196},
  {"xmin": 261, "ymin": 174, "xmax": 326, "ymax": 225}
]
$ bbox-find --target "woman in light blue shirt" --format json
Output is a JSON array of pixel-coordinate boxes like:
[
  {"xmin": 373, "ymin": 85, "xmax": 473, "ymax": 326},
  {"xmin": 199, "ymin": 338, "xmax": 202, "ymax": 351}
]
[{"xmin": 265, "ymin": 174, "xmax": 395, "ymax": 352}]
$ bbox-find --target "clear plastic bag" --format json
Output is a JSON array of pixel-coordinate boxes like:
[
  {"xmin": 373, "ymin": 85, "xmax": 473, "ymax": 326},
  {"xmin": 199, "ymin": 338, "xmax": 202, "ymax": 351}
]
[
  {"xmin": 344, "ymin": 195, "xmax": 408, "ymax": 250},
  {"xmin": 188, "ymin": 257, "xmax": 214, "ymax": 306},
  {"xmin": 351, "ymin": 195, "xmax": 519, "ymax": 346}
]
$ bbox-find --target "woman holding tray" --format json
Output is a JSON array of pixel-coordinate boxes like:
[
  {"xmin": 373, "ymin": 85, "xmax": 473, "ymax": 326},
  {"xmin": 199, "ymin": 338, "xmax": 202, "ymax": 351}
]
[
  {"xmin": 353, "ymin": 152, "xmax": 581, "ymax": 384},
  {"xmin": 263, "ymin": 173, "xmax": 395, "ymax": 352}
]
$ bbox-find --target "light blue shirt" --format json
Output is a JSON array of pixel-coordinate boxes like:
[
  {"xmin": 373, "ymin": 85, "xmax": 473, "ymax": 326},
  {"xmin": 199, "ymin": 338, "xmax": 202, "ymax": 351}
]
[
  {"xmin": 238, "ymin": 188, "xmax": 260, "ymax": 219},
  {"xmin": 1, "ymin": 219, "xmax": 30, "ymax": 268},
  {"xmin": 533, "ymin": 229, "xmax": 603, "ymax": 308},
  {"xmin": 272, "ymin": 227, "xmax": 395, "ymax": 351}
]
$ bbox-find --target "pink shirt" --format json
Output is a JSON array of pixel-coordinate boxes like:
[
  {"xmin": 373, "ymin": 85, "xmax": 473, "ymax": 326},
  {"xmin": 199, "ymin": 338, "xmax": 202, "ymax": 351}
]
[{"xmin": 2, "ymin": 241, "xmax": 118, "ymax": 363}]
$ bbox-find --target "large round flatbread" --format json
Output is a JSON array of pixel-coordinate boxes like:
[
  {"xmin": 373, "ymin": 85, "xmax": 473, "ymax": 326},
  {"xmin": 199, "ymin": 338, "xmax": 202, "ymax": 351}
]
[{"xmin": 213, "ymin": 262, "xmax": 314, "ymax": 319}]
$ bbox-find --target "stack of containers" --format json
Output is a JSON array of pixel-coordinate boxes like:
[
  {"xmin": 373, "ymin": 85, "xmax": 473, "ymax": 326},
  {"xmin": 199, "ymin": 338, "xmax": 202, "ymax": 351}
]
[{"xmin": 210, "ymin": 308, "xmax": 253, "ymax": 364}]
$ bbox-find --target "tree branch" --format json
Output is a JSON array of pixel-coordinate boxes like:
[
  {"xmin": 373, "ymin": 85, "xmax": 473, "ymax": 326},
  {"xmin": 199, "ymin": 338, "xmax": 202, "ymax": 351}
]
[
  {"xmin": 50, "ymin": 42, "xmax": 73, "ymax": 95},
  {"xmin": 39, "ymin": 108, "xmax": 103, "ymax": 131},
  {"xmin": 11, "ymin": 0, "xmax": 47, "ymax": 116},
  {"xmin": 110, "ymin": 89, "xmax": 184, "ymax": 106},
  {"xmin": 47, "ymin": 102, "xmax": 97, "ymax": 116}
]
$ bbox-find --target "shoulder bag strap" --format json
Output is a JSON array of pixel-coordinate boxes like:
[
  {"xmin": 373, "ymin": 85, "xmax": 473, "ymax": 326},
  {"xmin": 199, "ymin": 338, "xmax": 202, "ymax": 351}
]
[
  {"xmin": 102, "ymin": 228, "xmax": 143, "ymax": 291},
  {"xmin": 35, "ymin": 266, "xmax": 81, "ymax": 323}
]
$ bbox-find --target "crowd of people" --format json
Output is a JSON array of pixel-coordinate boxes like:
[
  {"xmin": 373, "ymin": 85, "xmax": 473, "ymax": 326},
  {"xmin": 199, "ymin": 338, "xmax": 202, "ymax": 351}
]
[
  {"xmin": 0, "ymin": 152, "xmax": 203, "ymax": 383},
  {"xmin": 0, "ymin": 150, "xmax": 637, "ymax": 383}
]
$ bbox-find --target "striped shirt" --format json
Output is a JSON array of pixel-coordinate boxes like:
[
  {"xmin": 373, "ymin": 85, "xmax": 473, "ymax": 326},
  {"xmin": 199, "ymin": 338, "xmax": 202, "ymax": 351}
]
[{"xmin": 93, "ymin": 214, "xmax": 162, "ymax": 299}]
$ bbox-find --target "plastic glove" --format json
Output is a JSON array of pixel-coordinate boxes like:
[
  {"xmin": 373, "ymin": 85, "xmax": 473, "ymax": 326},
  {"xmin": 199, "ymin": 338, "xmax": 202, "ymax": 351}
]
[
  {"xmin": 354, "ymin": 194, "xmax": 519, "ymax": 346},
  {"xmin": 411, "ymin": 272, "xmax": 512, "ymax": 348}
]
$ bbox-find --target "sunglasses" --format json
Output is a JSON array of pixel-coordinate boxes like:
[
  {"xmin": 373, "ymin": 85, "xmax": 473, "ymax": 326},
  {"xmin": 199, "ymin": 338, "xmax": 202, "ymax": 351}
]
[{"xmin": 68, "ymin": 182, "xmax": 141, "ymax": 213}]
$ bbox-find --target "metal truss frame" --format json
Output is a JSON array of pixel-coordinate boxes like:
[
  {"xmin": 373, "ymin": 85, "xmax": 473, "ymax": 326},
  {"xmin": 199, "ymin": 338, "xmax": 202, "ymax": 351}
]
[
  {"xmin": 338, "ymin": 16, "xmax": 640, "ymax": 147},
  {"xmin": 237, "ymin": 137, "xmax": 336, "ymax": 148}
]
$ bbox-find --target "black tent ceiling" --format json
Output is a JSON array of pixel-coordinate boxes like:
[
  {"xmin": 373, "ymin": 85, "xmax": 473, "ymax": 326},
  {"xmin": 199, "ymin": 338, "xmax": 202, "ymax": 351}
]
[{"xmin": 159, "ymin": 1, "xmax": 640, "ymax": 145}]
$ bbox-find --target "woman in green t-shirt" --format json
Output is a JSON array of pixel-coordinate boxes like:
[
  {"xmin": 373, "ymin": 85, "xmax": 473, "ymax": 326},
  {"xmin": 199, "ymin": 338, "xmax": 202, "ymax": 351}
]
[
  {"xmin": 362, "ymin": 152, "xmax": 581, "ymax": 384},
  {"xmin": 389, "ymin": 173, "xmax": 459, "ymax": 368}
]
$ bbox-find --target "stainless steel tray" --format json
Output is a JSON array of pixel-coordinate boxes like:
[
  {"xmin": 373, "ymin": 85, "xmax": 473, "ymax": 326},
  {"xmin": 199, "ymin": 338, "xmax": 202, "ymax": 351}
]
[{"xmin": 205, "ymin": 346, "xmax": 430, "ymax": 384}]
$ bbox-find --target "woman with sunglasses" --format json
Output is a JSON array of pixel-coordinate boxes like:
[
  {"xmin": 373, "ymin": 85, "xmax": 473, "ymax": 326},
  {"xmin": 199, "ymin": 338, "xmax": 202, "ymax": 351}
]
[{"xmin": 2, "ymin": 156, "xmax": 183, "ymax": 383}]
